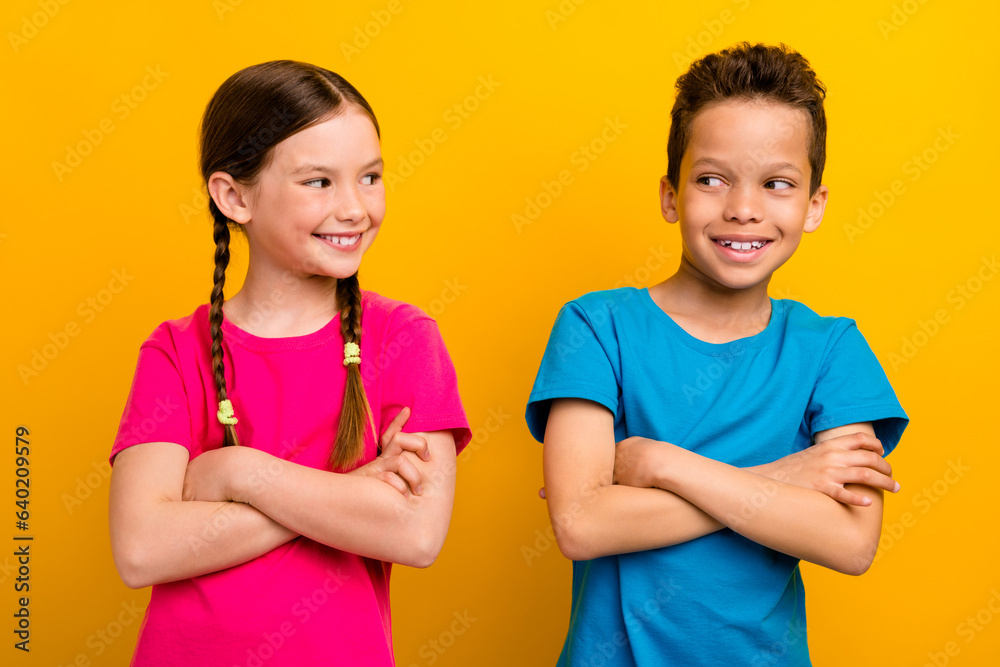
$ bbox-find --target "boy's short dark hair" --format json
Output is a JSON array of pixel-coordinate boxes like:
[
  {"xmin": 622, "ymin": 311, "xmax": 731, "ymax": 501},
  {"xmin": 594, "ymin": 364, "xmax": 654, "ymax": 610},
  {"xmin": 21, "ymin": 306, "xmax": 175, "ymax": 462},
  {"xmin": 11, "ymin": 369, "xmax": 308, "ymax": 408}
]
[{"xmin": 667, "ymin": 42, "xmax": 827, "ymax": 195}]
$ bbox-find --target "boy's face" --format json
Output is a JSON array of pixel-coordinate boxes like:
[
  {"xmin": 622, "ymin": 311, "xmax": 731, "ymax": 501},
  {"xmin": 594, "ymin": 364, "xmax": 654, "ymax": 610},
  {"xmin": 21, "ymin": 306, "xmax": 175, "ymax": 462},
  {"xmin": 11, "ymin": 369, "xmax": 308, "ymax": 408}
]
[{"xmin": 660, "ymin": 99, "xmax": 828, "ymax": 293}]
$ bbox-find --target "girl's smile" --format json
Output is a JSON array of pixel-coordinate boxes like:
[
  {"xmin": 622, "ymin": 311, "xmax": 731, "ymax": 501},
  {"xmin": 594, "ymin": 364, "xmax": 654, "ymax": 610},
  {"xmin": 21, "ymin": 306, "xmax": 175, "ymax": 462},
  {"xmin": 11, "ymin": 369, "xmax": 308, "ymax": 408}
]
[
  {"xmin": 314, "ymin": 233, "xmax": 363, "ymax": 248},
  {"xmin": 225, "ymin": 108, "xmax": 386, "ymax": 285}
]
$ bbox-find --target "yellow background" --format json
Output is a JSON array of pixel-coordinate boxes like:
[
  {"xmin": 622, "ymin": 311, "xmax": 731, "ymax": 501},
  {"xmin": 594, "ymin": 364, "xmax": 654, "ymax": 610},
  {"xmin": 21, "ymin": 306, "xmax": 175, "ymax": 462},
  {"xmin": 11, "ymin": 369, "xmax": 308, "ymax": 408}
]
[{"xmin": 3, "ymin": 0, "xmax": 998, "ymax": 665}]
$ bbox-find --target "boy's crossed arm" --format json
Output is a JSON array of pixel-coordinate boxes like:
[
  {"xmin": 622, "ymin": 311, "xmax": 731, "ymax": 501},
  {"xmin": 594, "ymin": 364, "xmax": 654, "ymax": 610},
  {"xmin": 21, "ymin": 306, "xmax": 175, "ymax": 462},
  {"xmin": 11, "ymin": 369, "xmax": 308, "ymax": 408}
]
[{"xmin": 543, "ymin": 398, "xmax": 896, "ymax": 575}]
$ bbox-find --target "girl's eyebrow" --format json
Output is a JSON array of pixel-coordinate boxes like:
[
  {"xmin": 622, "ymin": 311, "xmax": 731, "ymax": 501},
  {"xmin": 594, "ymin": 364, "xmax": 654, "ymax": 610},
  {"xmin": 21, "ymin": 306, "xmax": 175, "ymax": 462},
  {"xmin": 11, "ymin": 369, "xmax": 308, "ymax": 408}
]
[{"xmin": 288, "ymin": 157, "xmax": 384, "ymax": 175}]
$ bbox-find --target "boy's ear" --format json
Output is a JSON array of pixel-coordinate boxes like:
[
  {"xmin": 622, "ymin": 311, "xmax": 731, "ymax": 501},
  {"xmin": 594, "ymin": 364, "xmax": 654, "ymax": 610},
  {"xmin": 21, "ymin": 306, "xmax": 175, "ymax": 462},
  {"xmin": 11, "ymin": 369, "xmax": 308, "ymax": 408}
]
[
  {"xmin": 803, "ymin": 184, "xmax": 829, "ymax": 233},
  {"xmin": 208, "ymin": 172, "xmax": 253, "ymax": 225},
  {"xmin": 659, "ymin": 176, "xmax": 679, "ymax": 223}
]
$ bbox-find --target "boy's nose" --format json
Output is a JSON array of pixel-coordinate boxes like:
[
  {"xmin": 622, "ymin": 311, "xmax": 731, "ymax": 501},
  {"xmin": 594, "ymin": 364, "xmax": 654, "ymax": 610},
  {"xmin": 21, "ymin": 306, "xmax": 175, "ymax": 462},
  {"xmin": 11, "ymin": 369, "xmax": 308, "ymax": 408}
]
[{"xmin": 723, "ymin": 186, "xmax": 763, "ymax": 224}]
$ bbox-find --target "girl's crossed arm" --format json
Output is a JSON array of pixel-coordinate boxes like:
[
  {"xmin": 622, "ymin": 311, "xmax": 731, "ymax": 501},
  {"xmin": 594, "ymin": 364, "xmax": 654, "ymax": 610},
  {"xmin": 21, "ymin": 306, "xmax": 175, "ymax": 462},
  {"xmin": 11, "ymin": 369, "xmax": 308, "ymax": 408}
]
[
  {"xmin": 543, "ymin": 398, "xmax": 895, "ymax": 574},
  {"xmin": 110, "ymin": 409, "xmax": 453, "ymax": 588},
  {"xmin": 182, "ymin": 425, "xmax": 457, "ymax": 570},
  {"xmin": 109, "ymin": 441, "xmax": 297, "ymax": 589}
]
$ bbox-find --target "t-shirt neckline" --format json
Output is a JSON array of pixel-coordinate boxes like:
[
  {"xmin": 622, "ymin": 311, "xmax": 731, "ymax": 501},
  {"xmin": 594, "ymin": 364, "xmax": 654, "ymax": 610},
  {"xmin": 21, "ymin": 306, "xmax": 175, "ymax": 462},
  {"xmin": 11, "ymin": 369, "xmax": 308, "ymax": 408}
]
[
  {"xmin": 638, "ymin": 287, "xmax": 784, "ymax": 355},
  {"xmin": 218, "ymin": 303, "xmax": 351, "ymax": 353}
]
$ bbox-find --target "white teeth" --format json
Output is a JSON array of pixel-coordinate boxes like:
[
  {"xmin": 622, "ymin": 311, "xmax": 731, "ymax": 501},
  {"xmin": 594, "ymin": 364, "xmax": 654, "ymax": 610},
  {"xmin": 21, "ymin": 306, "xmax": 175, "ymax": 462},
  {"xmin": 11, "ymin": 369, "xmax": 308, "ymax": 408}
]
[
  {"xmin": 318, "ymin": 234, "xmax": 360, "ymax": 246},
  {"xmin": 720, "ymin": 240, "xmax": 766, "ymax": 251}
]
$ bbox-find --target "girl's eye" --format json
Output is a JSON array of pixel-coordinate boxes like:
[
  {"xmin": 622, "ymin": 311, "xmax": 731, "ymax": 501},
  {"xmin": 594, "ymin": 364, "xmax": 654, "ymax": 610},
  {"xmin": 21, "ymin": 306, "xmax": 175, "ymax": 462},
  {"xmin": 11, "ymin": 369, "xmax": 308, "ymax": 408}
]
[
  {"xmin": 765, "ymin": 180, "xmax": 793, "ymax": 190},
  {"xmin": 304, "ymin": 178, "xmax": 328, "ymax": 188},
  {"xmin": 697, "ymin": 176, "xmax": 724, "ymax": 187},
  {"xmin": 361, "ymin": 173, "xmax": 381, "ymax": 186}
]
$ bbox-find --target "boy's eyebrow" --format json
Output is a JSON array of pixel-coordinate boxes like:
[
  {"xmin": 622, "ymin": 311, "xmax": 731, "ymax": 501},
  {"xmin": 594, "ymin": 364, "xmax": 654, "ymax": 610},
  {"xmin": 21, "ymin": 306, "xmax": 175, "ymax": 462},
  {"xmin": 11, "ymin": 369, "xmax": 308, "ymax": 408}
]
[
  {"xmin": 288, "ymin": 157, "xmax": 384, "ymax": 175},
  {"xmin": 692, "ymin": 157, "xmax": 803, "ymax": 175}
]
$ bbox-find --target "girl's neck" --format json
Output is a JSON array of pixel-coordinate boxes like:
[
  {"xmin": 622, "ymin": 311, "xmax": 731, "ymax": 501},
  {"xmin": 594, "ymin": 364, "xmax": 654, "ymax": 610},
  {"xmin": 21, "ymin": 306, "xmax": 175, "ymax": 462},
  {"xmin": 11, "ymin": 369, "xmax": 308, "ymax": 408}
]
[
  {"xmin": 224, "ymin": 266, "xmax": 343, "ymax": 338},
  {"xmin": 648, "ymin": 264, "xmax": 773, "ymax": 344}
]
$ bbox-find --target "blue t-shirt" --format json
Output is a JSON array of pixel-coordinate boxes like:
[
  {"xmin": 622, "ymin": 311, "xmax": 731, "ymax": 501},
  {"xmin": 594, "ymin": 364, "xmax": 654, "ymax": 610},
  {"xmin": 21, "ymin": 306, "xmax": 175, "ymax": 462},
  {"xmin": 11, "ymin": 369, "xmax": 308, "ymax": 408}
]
[{"xmin": 525, "ymin": 288, "xmax": 908, "ymax": 667}]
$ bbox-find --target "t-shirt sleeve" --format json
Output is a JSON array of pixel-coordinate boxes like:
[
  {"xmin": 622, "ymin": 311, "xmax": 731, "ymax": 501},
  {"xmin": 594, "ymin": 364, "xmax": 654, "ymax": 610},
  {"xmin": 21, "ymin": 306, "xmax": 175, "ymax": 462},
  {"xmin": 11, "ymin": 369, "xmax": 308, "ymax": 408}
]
[
  {"xmin": 378, "ymin": 316, "xmax": 471, "ymax": 453},
  {"xmin": 805, "ymin": 322, "xmax": 908, "ymax": 455},
  {"xmin": 109, "ymin": 336, "xmax": 193, "ymax": 464},
  {"xmin": 524, "ymin": 301, "xmax": 620, "ymax": 443}
]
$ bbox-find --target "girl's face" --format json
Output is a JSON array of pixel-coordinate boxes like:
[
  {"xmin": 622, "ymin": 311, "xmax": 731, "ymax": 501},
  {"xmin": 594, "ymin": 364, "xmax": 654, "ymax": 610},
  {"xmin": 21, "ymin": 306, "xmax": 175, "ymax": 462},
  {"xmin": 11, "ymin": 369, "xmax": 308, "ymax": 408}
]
[{"xmin": 239, "ymin": 107, "xmax": 385, "ymax": 283}]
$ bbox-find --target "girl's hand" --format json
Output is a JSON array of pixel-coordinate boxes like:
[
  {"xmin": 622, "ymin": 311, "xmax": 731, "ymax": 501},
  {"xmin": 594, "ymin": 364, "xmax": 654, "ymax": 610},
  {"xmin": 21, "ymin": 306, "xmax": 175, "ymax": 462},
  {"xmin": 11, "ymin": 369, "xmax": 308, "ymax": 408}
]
[
  {"xmin": 349, "ymin": 407, "xmax": 429, "ymax": 497},
  {"xmin": 378, "ymin": 407, "xmax": 430, "ymax": 462},
  {"xmin": 182, "ymin": 445, "xmax": 266, "ymax": 504},
  {"xmin": 754, "ymin": 432, "xmax": 898, "ymax": 507}
]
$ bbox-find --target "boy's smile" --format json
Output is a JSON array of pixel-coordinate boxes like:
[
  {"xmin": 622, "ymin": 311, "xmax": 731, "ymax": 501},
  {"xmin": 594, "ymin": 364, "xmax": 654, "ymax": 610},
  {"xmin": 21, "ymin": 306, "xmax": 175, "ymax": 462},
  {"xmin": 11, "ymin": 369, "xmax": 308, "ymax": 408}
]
[{"xmin": 660, "ymin": 99, "xmax": 828, "ymax": 295}]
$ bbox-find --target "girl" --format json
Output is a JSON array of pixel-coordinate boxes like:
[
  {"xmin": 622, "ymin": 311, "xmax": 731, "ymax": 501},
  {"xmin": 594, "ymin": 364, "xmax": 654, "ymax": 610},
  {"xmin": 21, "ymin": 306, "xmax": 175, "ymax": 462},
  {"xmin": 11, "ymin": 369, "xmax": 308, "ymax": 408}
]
[{"xmin": 108, "ymin": 60, "xmax": 470, "ymax": 666}]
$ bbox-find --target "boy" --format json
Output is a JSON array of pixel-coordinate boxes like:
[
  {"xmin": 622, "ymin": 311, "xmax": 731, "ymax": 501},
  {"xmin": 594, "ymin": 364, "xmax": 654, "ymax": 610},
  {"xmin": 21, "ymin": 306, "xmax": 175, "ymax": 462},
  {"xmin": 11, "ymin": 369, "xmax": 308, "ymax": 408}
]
[{"xmin": 525, "ymin": 43, "xmax": 908, "ymax": 666}]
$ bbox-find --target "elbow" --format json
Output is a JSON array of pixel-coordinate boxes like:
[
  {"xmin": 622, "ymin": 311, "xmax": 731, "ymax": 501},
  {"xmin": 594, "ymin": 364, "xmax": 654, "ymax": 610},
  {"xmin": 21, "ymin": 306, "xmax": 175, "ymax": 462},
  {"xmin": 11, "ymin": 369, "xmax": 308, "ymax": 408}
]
[
  {"xmin": 551, "ymin": 518, "xmax": 599, "ymax": 562},
  {"xmin": 545, "ymin": 500, "xmax": 604, "ymax": 561},
  {"xmin": 111, "ymin": 533, "xmax": 165, "ymax": 589},
  {"xmin": 112, "ymin": 545, "xmax": 155, "ymax": 590},
  {"xmin": 403, "ymin": 539, "xmax": 442, "ymax": 569},
  {"xmin": 395, "ymin": 512, "xmax": 450, "ymax": 569},
  {"xmin": 841, "ymin": 542, "xmax": 878, "ymax": 577},
  {"xmin": 828, "ymin": 531, "xmax": 879, "ymax": 577}
]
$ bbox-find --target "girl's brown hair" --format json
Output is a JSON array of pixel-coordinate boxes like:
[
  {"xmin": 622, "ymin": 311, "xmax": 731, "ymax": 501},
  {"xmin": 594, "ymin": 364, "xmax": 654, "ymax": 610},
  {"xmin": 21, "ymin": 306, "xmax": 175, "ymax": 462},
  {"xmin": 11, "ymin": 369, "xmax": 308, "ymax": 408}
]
[
  {"xmin": 199, "ymin": 60, "xmax": 380, "ymax": 469},
  {"xmin": 667, "ymin": 42, "xmax": 827, "ymax": 195}
]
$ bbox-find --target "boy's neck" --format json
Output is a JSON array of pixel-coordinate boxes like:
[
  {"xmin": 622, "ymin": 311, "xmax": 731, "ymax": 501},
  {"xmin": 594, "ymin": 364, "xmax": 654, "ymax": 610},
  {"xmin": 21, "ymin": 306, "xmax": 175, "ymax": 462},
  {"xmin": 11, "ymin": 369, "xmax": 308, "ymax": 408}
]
[
  {"xmin": 223, "ymin": 266, "xmax": 343, "ymax": 338},
  {"xmin": 648, "ymin": 269, "xmax": 773, "ymax": 344}
]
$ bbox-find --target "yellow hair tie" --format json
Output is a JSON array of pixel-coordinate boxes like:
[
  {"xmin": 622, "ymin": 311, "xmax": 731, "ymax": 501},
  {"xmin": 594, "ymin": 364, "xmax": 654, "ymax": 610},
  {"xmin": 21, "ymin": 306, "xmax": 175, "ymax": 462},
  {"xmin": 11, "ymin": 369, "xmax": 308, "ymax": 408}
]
[
  {"xmin": 343, "ymin": 342, "xmax": 361, "ymax": 366},
  {"xmin": 217, "ymin": 399, "xmax": 238, "ymax": 426}
]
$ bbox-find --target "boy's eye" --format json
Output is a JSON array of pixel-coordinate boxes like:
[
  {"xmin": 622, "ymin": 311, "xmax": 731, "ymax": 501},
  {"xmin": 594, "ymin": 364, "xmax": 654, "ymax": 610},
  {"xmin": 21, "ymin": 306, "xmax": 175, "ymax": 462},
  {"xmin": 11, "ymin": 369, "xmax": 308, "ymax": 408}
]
[
  {"xmin": 697, "ymin": 176, "xmax": 724, "ymax": 187},
  {"xmin": 304, "ymin": 178, "xmax": 328, "ymax": 188},
  {"xmin": 361, "ymin": 173, "xmax": 381, "ymax": 186},
  {"xmin": 765, "ymin": 180, "xmax": 793, "ymax": 190}
]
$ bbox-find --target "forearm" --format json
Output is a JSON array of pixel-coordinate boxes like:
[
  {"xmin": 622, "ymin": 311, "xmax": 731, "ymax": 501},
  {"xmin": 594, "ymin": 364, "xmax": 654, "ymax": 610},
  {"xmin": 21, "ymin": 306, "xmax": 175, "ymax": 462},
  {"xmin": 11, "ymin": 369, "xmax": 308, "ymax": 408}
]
[
  {"xmin": 111, "ymin": 498, "xmax": 296, "ymax": 589},
  {"xmin": 542, "ymin": 399, "xmax": 724, "ymax": 560},
  {"xmin": 547, "ymin": 482, "xmax": 723, "ymax": 560},
  {"xmin": 655, "ymin": 446, "xmax": 881, "ymax": 574},
  {"xmin": 235, "ymin": 438, "xmax": 456, "ymax": 568},
  {"xmin": 552, "ymin": 457, "xmax": 813, "ymax": 559}
]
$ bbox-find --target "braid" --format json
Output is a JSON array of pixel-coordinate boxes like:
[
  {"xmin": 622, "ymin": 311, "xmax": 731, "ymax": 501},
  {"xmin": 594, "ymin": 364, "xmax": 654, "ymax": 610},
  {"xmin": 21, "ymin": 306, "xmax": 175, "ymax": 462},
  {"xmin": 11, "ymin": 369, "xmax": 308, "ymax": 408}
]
[
  {"xmin": 209, "ymin": 203, "xmax": 240, "ymax": 448},
  {"xmin": 331, "ymin": 273, "xmax": 373, "ymax": 469}
]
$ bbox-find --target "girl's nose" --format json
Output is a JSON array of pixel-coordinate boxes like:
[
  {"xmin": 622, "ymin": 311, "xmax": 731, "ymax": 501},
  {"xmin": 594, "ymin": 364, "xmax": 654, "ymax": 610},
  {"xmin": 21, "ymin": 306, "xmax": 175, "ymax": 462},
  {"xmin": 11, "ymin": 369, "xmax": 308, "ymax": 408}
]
[{"xmin": 334, "ymin": 185, "xmax": 366, "ymax": 222}]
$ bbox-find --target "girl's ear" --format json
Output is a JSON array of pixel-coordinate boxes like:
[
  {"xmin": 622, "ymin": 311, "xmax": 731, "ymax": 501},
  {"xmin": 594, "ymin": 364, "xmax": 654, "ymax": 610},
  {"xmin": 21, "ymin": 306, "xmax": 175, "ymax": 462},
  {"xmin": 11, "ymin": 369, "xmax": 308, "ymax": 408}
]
[
  {"xmin": 803, "ymin": 184, "xmax": 829, "ymax": 233},
  {"xmin": 659, "ymin": 176, "xmax": 679, "ymax": 223},
  {"xmin": 208, "ymin": 172, "xmax": 253, "ymax": 225}
]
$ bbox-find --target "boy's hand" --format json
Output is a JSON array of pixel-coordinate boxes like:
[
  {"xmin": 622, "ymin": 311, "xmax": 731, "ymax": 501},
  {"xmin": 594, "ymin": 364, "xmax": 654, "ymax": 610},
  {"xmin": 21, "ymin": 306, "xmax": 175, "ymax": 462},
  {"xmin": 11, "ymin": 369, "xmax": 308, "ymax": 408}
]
[
  {"xmin": 350, "ymin": 407, "xmax": 429, "ymax": 497},
  {"xmin": 755, "ymin": 432, "xmax": 898, "ymax": 507},
  {"xmin": 613, "ymin": 436, "xmax": 664, "ymax": 489}
]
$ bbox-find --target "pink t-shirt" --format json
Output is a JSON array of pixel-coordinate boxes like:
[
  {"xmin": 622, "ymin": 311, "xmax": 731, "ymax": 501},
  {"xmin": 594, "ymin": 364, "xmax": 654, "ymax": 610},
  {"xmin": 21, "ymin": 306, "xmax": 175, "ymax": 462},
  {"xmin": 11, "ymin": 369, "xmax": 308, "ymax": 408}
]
[{"xmin": 111, "ymin": 291, "xmax": 471, "ymax": 667}]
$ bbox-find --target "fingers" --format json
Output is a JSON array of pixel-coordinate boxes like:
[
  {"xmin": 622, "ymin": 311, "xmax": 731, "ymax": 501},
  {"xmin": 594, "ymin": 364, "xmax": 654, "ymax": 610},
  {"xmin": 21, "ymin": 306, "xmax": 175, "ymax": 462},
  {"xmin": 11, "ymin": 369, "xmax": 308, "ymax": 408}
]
[
  {"xmin": 378, "ymin": 471, "xmax": 409, "ymax": 496},
  {"xmin": 378, "ymin": 408, "xmax": 432, "ymax": 462},
  {"xmin": 822, "ymin": 484, "xmax": 874, "ymax": 507},
  {"xmin": 392, "ymin": 432, "xmax": 431, "ymax": 462},
  {"xmin": 392, "ymin": 453, "xmax": 423, "ymax": 495},
  {"xmin": 839, "ymin": 465, "xmax": 900, "ymax": 494},
  {"xmin": 826, "ymin": 449, "xmax": 898, "ymax": 494},
  {"xmin": 834, "ymin": 432, "xmax": 885, "ymax": 457},
  {"xmin": 374, "ymin": 452, "xmax": 424, "ymax": 496},
  {"xmin": 379, "ymin": 407, "xmax": 411, "ymax": 453}
]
